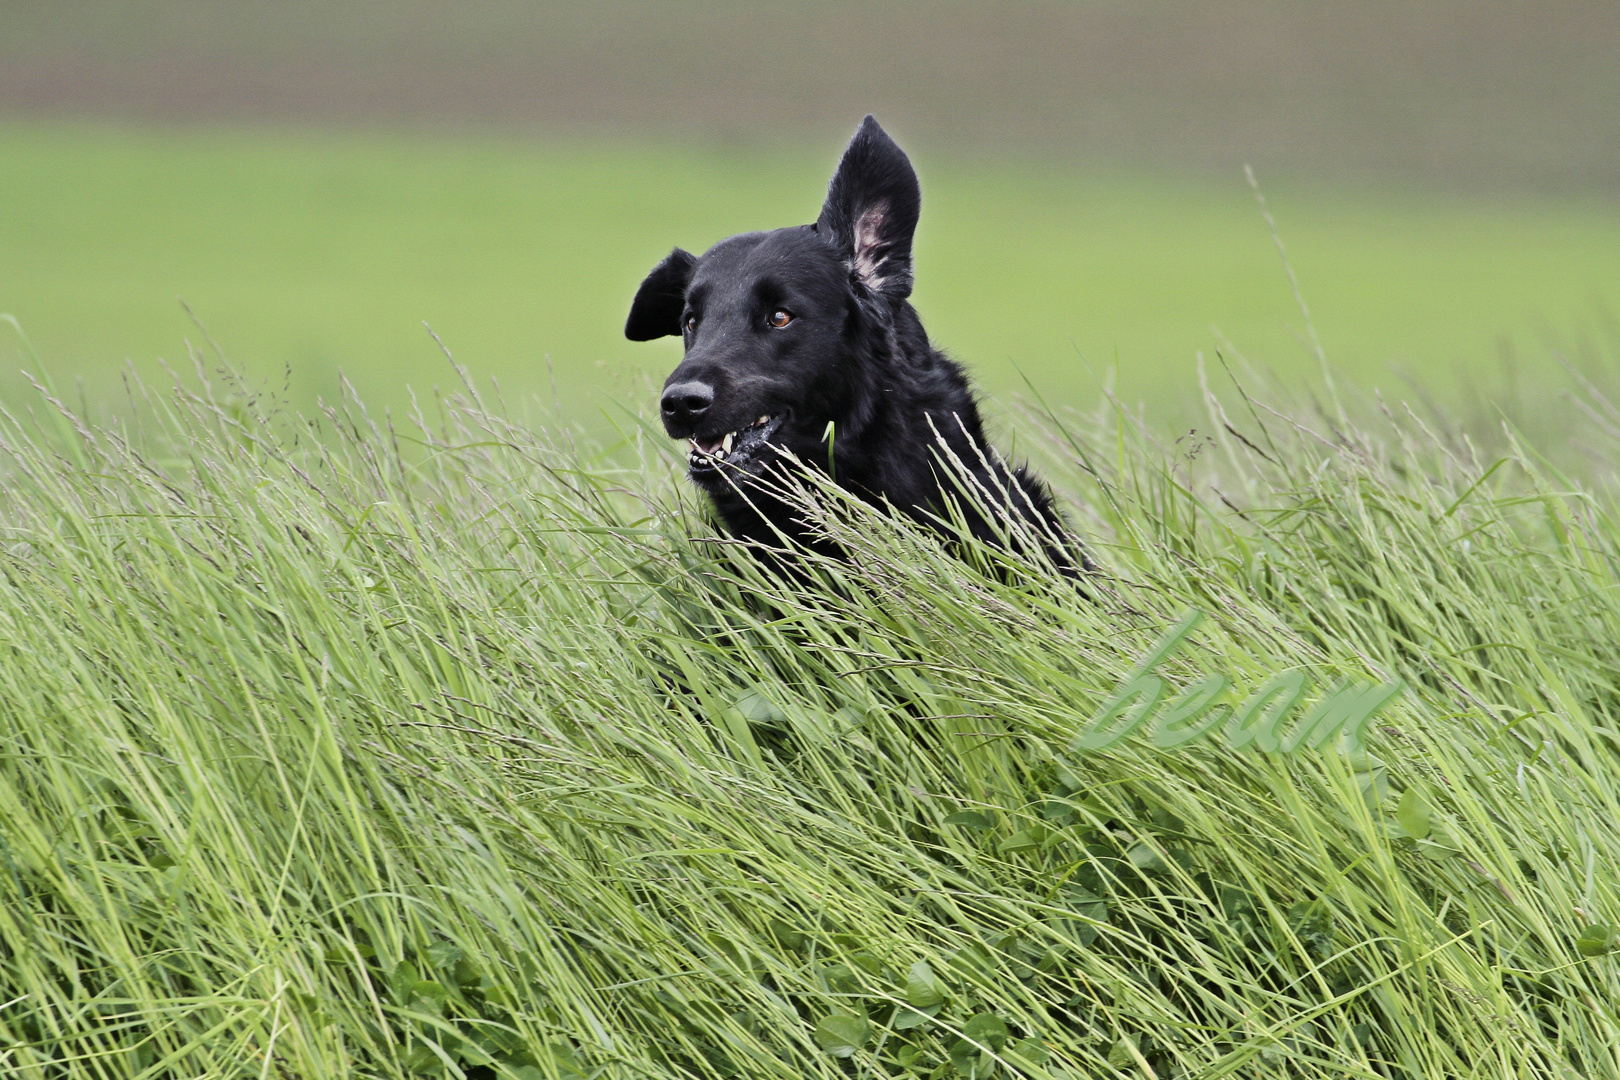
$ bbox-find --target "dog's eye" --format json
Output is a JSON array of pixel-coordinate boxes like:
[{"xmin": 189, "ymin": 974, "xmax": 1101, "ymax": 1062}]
[
  {"xmin": 684, "ymin": 316, "xmax": 698, "ymax": 334},
  {"xmin": 768, "ymin": 310, "xmax": 794, "ymax": 329}
]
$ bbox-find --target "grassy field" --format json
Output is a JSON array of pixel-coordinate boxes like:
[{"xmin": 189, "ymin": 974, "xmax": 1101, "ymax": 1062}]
[
  {"xmin": 1, "ymin": 367, "xmax": 1619, "ymax": 1078},
  {"xmin": 3, "ymin": 124, "xmax": 1619, "ymax": 432},
  {"xmin": 6, "ymin": 9, "xmax": 1620, "ymax": 1075}
]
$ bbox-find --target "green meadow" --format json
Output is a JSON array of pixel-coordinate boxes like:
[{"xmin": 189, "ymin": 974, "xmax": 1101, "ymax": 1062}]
[
  {"xmin": 3, "ymin": 124, "xmax": 1618, "ymax": 430},
  {"xmin": 1, "ymin": 366, "xmax": 1619, "ymax": 1078},
  {"xmin": 5, "ymin": 122, "xmax": 1620, "ymax": 1079}
]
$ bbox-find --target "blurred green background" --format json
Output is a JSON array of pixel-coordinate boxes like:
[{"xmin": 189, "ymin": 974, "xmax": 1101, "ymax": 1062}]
[{"xmin": 2, "ymin": 2, "xmax": 1618, "ymax": 428}]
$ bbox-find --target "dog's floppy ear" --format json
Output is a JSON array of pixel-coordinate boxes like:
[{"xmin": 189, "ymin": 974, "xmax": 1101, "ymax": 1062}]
[
  {"xmin": 625, "ymin": 248, "xmax": 697, "ymax": 341},
  {"xmin": 816, "ymin": 115, "xmax": 921, "ymax": 300}
]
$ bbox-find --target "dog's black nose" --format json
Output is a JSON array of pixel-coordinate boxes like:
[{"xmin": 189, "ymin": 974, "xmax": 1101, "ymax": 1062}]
[{"xmin": 661, "ymin": 380, "xmax": 714, "ymax": 426}]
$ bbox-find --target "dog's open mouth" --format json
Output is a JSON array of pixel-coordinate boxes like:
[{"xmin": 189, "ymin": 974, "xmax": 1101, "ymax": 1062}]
[{"xmin": 687, "ymin": 414, "xmax": 784, "ymax": 474}]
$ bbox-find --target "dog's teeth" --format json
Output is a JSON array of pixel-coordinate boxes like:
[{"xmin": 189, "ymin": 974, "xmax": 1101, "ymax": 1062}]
[
  {"xmin": 721, "ymin": 432, "xmax": 735, "ymax": 454},
  {"xmin": 756, "ymin": 415, "xmax": 770, "ymax": 427}
]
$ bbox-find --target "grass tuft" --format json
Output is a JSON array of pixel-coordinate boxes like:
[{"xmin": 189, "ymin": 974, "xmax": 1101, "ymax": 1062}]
[{"xmin": 0, "ymin": 367, "xmax": 1618, "ymax": 1079}]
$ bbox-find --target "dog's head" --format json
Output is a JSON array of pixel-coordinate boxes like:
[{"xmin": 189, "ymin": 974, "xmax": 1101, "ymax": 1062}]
[{"xmin": 625, "ymin": 115, "xmax": 921, "ymax": 489}]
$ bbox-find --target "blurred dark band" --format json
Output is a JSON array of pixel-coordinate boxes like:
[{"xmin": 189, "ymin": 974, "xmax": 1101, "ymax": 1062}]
[{"xmin": 2, "ymin": 1, "xmax": 1617, "ymax": 192}]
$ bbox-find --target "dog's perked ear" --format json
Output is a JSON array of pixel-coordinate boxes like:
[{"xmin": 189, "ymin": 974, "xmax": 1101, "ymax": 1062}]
[
  {"xmin": 625, "ymin": 248, "xmax": 697, "ymax": 341},
  {"xmin": 816, "ymin": 115, "xmax": 922, "ymax": 300}
]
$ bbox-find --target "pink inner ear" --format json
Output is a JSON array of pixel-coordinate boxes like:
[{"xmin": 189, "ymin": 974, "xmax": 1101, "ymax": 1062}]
[{"xmin": 851, "ymin": 201, "xmax": 889, "ymax": 287}]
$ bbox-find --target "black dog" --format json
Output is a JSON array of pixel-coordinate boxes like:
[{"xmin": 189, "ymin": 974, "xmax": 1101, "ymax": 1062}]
[{"xmin": 626, "ymin": 116, "xmax": 1083, "ymax": 574}]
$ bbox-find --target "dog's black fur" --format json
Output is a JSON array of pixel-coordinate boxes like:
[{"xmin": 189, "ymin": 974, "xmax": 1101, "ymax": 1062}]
[{"xmin": 626, "ymin": 116, "xmax": 1083, "ymax": 574}]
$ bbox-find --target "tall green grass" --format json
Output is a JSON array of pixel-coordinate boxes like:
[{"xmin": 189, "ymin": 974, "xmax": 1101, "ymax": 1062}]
[{"xmin": 1, "ymin": 355, "xmax": 1618, "ymax": 1079}]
